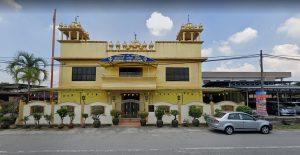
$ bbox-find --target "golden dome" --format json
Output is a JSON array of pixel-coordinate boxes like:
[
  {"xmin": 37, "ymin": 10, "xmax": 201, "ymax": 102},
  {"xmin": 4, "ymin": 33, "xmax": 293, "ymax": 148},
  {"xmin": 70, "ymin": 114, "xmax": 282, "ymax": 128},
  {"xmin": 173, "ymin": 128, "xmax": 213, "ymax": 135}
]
[
  {"xmin": 149, "ymin": 41, "xmax": 154, "ymax": 49},
  {"xmin": 116, "ymin": 41, "xmax": 120, "ymax": 50}
]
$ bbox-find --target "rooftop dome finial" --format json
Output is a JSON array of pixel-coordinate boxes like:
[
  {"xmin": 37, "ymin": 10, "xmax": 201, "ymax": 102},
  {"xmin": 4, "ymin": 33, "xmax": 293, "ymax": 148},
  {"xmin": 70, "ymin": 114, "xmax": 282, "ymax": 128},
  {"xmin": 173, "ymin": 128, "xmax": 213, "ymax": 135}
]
[
  {"xmin": 75, "ymin": 16, "xmax": 79, "ymax": 22},
  {"xmin": 134, "ymin": 32, "xmax": 137, "ymax": 41}
]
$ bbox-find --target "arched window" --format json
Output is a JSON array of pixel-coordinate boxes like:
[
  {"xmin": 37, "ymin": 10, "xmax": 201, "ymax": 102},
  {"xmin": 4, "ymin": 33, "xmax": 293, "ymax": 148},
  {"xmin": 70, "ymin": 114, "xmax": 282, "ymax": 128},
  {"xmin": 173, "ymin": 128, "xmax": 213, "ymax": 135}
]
[
  {"xmin": 157, "ymin": 105, "xmax": 170, "ymax": 113},
  {"xmin": 189, "ymin": 105, "xmax": 203, "ymax": 113},
  {"xmin": 91, "ymin": 105, "xmax": 105, "ymax": 115},
  {"xmin": 61, "ymin": 105, "xmax": 75, "ymax": 113},
  {"xmin": 30, "ymin": 106, "xmax": 44, "ymax": 115},
  {"xmin": 221, "ymin": 105, "xmax": 234, "ymax": 112}
]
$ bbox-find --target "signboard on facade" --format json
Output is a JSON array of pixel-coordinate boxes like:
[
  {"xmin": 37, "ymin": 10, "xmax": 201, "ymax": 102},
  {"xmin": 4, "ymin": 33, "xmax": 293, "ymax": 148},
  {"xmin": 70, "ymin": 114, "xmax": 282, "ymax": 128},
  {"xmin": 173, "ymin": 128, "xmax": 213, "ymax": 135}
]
[
  {"xmin": 255, "ymin": 91, "xmax": 268, "ymax": 116},
  {"xmin": 100, "ymin": 54, "xmax": 155, "ymax": 63}
]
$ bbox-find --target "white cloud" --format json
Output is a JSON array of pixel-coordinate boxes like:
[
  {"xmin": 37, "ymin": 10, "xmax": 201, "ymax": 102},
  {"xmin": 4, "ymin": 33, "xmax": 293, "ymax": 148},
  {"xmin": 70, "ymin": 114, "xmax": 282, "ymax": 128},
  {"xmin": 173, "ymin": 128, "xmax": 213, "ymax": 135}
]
[
  {"xmin": 218, "ymin": 42, "xmax": 233, "ymax": 55},
  {"xmin": 41, "ymin": 67, "xmax": 59, "ymax": 87},
  {"xmin": 277, "ymin": 17, "xmax": 300, "ymax": 38},
  {"xmin": 264, "ymin": 44, "xmax": 300, "ymax": 80},
  {"xmin": 0, "ymin": 68, "xmax": 14, "ymax": 83},
  {"xmin": 202, "ymin": 48, "xmax": 213, "ymax": 57},
  {"xmin": 229, "ymin": 27, "xmax": 258, "ymax": 44},
  {"xmin": 49, "ymin": 24, "xmax": 60, "ymax": 40},
  {"xmin": 1, "ymin": 0, "xmax": 22, "ymax": 11},
  {"xmin": 215, "ymin": 61, "xmax": 257, "ymax": 72},
  {"xmin": 216, "ymin": 27, "xmax": 257, "ymax": 56},
  {"xmin": 146, "ymin": 12, "xmax": 173, "ymax": 36}
]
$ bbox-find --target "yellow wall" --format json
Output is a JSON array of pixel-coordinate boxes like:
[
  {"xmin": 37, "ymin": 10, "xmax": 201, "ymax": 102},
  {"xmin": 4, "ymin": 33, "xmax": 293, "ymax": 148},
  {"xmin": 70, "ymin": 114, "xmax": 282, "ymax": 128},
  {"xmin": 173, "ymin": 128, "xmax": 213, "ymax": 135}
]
[
  {"xmin": 59, "ymin": 91, "xmax": 108, "ymax": 104},
  {"xmin": 59, "ymin": 41, "xmax": 202, "ymax": 59},
  {"xmin": 60, "ymin": 41, "xmax": 107, "ymax": 58},
  {"xmin": 59, "ymin": 42, "xmax": 202, "ymax": 89},
  {"xmin": 57, "ymin": 39, "xmax": 204, "ymax": 104}
]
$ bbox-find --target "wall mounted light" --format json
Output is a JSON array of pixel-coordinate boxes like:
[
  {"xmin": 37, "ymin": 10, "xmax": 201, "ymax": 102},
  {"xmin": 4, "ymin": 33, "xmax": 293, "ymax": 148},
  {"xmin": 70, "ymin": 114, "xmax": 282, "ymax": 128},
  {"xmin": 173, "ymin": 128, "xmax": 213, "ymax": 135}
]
[
  {"xmin": 81, "ymin": 95, "xmax": 86, "ymax": 101},
  {"xmin": 177, "ymin": 95, "xmax": 181, "ymax": 101}
]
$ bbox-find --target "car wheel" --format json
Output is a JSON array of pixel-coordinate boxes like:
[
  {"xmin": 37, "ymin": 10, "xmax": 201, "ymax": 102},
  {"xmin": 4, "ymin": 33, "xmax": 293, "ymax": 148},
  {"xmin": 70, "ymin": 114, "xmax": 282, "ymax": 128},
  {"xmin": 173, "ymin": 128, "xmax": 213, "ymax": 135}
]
[
  {"xmin": 261, "ymin": 126, "xmax": 270, "ymax": 134},
  {"xmin": 225, "ymin": 126, "xmax": 234, "ymax": 135}
]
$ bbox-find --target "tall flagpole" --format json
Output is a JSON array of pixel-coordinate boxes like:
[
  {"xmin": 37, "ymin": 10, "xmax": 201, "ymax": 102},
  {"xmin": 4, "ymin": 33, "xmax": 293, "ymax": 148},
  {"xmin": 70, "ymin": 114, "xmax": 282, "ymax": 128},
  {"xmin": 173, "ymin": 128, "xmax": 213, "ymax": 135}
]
[{"xmin": 50, "ymin": 9, "xmax": 56, "ymax": 123}]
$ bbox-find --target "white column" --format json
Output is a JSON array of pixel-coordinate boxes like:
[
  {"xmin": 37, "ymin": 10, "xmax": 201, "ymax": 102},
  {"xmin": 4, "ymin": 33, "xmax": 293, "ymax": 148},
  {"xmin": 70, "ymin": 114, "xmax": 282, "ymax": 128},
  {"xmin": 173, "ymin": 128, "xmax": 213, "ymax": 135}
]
[
  {"xmin": 183, "ymin": 32, "xmax": 186, "ymax": 41},
  {"xmin": 68, "ymin": 31, "xmax": 72, "ymax": 40},
  {"xmin": 76, "ymin": 31, "xmax": 79, "ymax": 40},
  {"xmin": 61, "ymin": 31, "xmax": 64, "ymax": 40},
  {"xmin": 191, "ymin": 32, "xmax": 194, "ymax": 41}
]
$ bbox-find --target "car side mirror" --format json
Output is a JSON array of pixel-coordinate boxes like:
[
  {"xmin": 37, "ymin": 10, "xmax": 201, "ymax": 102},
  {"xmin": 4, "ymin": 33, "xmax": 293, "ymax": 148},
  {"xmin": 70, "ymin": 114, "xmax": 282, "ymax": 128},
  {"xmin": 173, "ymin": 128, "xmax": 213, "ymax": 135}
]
[{"xmin": 253, "ymin": 118, "xmax": 257, "ymax": 121}]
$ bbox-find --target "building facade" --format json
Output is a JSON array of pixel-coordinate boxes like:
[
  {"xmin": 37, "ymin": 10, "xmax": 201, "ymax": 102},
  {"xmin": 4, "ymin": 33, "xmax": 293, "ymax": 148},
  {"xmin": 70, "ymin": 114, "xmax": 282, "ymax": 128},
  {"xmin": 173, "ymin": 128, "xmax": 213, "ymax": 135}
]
[{"xmin": 19, "ymin": 19, "xmax": 244, "ymax": 125}]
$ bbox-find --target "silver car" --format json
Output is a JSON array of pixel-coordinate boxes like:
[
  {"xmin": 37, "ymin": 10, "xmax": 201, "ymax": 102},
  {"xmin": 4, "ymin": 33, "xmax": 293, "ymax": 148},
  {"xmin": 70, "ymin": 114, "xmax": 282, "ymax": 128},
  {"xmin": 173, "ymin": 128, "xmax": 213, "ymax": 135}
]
[{"xmin": 207, "ymin": 112, "xmax": 272, "ymax": 135}]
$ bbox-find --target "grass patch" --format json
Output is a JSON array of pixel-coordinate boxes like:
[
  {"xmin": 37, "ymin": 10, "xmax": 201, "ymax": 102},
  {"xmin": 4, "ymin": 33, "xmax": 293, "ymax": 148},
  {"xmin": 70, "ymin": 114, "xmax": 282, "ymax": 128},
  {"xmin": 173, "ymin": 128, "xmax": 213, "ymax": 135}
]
[{"xmin": 273, "ymin": 123, "xmax": 300, "ymax": 130}]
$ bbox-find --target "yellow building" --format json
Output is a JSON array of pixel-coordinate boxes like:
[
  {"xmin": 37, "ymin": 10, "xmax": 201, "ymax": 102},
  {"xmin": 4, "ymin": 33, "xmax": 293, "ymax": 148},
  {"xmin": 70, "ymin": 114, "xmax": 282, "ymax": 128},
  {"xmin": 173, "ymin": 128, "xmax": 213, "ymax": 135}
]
[
  {"xmin": 53, "ymin": 19, "xmax": 207, "ymax": 124},
  {"xmin": 18, "ymin": 19, "xmax": 242, "ymax": 126}
]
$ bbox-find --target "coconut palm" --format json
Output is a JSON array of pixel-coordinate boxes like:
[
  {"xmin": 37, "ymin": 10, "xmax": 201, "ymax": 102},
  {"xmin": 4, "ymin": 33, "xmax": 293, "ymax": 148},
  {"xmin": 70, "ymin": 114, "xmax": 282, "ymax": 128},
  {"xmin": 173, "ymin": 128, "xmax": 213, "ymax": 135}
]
[{"xmin": 7, "ymin": 51, "xmax": 48, "ymax": 101}]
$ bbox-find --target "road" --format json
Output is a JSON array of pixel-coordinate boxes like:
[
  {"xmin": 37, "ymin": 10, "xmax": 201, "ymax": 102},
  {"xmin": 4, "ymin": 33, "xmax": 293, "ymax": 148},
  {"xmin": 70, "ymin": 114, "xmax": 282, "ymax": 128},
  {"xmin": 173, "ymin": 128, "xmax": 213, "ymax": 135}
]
[{"xmin": 0, "ymin": 127, "xmax": 300, "ymax": 155}]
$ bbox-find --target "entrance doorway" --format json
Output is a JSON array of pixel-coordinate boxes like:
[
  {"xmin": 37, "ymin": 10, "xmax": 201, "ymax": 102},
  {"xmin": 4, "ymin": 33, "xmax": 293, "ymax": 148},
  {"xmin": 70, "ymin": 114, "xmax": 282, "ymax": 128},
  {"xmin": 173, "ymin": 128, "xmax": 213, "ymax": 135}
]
[{"xmin": 121, "ymin": 93, "xmax": 140, "ymax": 118}]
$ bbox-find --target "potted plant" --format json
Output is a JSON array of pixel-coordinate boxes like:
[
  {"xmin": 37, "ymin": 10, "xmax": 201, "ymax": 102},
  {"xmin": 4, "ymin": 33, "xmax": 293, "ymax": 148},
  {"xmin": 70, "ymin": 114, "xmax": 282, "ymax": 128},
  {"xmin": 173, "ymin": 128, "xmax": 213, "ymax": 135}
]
[
  {"xmin": 203, "ymin": 113, "xmax": 209, "ymax": 126},
  {"xmin": 44, "ymin": 114, "xmax": 53, "ymax": 128},
  {"xmin": 236, "ymin": 105, "xmax": 252, "ymax": 114},
  {"xmin": 214, "ymin": 108, "xmax": 223, "ymax": 117},
  {"xmin": 22, "ymin": 116, "xmax": 30, "ymax": 129},
  {"xmin": 91, "ymin": 107, "xmax": 104, "ymax": 128},
  {"xmin": 155, "ymin": 107, "xmax": 165, "ymax": 127},
  {"xmin": 81, "ymin": 113, "xmax": 89, "ymax": 128},
  {"xmin": 33, "ymin": 113, "xmax": 42, "ymax": 128},
  {"xmin": 56, "ymin": 108, "xmax": 68, "ymax": 129},
  {"xmin": 68, "ymin": 112, "xmax": 75, "ymax": 128},
  {"xmin": 0, "ymin": 116, "xmax": 11, "ymax": 129},
  {"xmin": 138, "ymin": 111, "xmax": 149, "ymax": 126},
  {"xmin": 170, "ymin": 110, "xmax": 179, "ymax": 127},
  {"xmin": 188, "ymin": 106, "xmax": 202, "ymax": 127},
  {"xmin": 110, "ymin": 110, "xmax": 121, "ymax": 125}
]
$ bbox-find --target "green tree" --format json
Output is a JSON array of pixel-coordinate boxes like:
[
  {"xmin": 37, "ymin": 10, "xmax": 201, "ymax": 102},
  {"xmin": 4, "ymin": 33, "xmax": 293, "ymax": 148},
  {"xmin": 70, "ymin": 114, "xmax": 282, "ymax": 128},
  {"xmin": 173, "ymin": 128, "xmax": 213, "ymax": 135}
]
[
  {"xmin": 7, "ymin": 51, "xmax": 48, "ymax": 101},
  {"xmin": 236, "ymin": 105, "xmax": 252, "ymax": 115}
]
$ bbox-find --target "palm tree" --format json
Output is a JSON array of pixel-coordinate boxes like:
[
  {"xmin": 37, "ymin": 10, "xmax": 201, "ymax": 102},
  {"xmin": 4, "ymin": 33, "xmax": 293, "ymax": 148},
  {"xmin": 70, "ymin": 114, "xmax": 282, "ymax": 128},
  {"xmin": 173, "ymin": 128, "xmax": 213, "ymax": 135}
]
[{"xmin": 7, "ymin": 51, "xmax": 48, "ymax": 101}]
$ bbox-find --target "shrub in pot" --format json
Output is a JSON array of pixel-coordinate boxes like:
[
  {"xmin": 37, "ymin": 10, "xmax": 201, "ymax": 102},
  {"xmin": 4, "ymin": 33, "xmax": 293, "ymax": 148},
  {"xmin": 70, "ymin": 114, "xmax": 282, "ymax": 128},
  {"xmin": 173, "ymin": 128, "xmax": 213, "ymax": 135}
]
[
  {"xmin": 56, "ymin": 108, "xmax": 68, "ymax": 129},
  {"xmin": 110, "ymin": 110, "xmax": 121, "ymax": 125},
  {"xmin": 0, "ymin": 116, "xmax": 11, "ymax": 129},
  {"xmin": 22, "ymin": 116, "xmax": 30, "ymax": 129},
  {"xmin": 44, "ymin": 114, "xmax": 53, "ymax": 128},
  {"xmin": 214, "ymin": 108, "xmax": 223, "ymax": 117},
  {"xmin": 33, "ymin": 113, "xmax": 42, "ymax": 129},
  {"xmin": 236, "ymin": 105, "xmax": 252, "ymax": 115},
  {"xmin": 203, "ymin": 113, "xmax": 209, "ymax": 126},
  {"xmin": 138, "ymin": 111, "xmax": 149, "ymax": 126},
  {"xmin": 170, "ymin": 110, "xmax": 179, "ymax": 127},
  {"xmin": 81, "ymin": 113, "xmax": 89, "ymax": 128},
  {"xmin": 68, "ymin": 112, "xmax": 75, "ymax": 128},
  {"xmin": 91, "ymin": 107, "xmax": 104, "ymax": 128},
  {"xmin": 155, "ymin": 107, "xmax": 165, "ymax": 127},
  {"xmin": 188, "ymin": 106, "xmax": 202, "ymax": 127}
]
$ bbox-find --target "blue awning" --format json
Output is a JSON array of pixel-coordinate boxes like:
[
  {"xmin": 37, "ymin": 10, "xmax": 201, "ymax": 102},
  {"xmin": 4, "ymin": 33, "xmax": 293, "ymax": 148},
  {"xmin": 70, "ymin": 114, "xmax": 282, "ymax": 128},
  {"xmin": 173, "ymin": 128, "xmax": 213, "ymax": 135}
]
[{"xmin": 99, "ymin": 54, "xmax": 155, "ymax": 63}]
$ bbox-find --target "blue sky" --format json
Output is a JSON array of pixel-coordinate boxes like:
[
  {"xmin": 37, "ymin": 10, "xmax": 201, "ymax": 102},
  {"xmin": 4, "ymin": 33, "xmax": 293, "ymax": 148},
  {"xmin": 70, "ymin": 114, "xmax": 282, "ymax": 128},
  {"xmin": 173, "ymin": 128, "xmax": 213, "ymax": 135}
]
[{"xmin": 1, "ymin": 0, "xmax": 300, "ymax": 86}]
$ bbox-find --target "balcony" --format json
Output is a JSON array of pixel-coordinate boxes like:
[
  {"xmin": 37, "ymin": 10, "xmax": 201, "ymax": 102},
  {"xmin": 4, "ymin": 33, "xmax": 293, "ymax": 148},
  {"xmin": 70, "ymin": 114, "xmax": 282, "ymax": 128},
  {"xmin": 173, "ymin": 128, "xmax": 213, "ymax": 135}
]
[{"xmin": 101, "ymin": 75, "xmax": 157, "ymax": 90}]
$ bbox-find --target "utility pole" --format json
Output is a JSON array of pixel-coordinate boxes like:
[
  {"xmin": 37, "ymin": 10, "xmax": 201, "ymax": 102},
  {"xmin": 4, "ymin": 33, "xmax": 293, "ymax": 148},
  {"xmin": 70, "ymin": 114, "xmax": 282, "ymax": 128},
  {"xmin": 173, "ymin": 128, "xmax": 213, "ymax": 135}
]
[
  {"xmin": 260, "ymin": 50, "xmax": 264, "ymax": 91},
  {"xmin": 50, "ymin": 9, "xmax": 56, "ymax": 123}
]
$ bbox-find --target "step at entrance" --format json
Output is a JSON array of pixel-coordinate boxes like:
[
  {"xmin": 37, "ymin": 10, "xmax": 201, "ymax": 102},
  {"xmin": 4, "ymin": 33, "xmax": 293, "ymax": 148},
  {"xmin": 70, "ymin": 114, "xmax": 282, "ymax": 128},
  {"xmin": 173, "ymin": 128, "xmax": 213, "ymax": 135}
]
[{"xmin": 119, "ymin": 118, "xmax": 141, "ymax": 127}]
